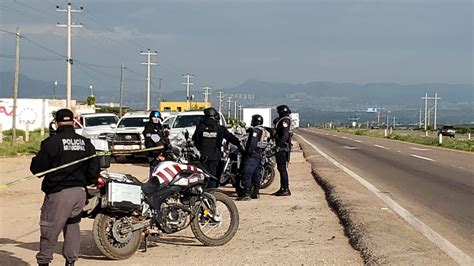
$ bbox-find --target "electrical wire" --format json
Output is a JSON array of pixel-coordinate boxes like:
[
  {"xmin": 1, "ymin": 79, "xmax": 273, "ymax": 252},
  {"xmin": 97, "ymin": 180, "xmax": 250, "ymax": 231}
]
[{"xmin": 0, "ymin": 52, "xmax": 63, "ymax": 61}]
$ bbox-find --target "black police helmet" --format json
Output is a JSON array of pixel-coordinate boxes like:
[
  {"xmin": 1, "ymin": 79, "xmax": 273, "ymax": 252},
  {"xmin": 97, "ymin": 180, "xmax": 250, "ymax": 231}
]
[
  {"xmin": 149, "ymin": 110, "xmax": 162, "ymax": 124},
  {"xmin": 251, "ymin": 114, "xmax": 264, "ymax": 126},
  {"xmin": 276, "ymin": 105, "xmax": 291, "ymax": 116},
  {"xmin": 203, "ymin": 107, "xmax": 219, "ymax": 121}
]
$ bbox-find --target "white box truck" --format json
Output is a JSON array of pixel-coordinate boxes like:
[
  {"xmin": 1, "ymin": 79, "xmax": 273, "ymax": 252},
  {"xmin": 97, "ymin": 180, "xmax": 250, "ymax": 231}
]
[{"xmin": 242, "ymin": 107, "xmax": 272, "ymax": 128}]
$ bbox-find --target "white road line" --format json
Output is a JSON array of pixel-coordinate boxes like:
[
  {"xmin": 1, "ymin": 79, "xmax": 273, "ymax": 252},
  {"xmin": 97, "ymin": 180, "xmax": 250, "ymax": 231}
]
[
  {"xmin": 343, "ymin": 146, "xmax": 359, "ymax": 150},
  {"xmin": 410, "ymin": 147, "xmax": 431, "ymax": 151},
  {"xmin": 353, "ymin": 140, "xmax": 362, "ymax": 143},
  {"xmin": 410, "ymin": 154, "xmax": 436, "ymax": 162},
  {"xmin": 297, "ymin": 134, "xmax": 472, "ymax": 265},
  {"xmin": 374, "ymin": 144, "xmax": 389, "ymax": 150},
  {"xmin": 332, "ymin": 134, "xmax": 338, "ymax": 137},
  {"xmin": 341, "ymin": 136, "xmax": 348, "ymax": 139}
]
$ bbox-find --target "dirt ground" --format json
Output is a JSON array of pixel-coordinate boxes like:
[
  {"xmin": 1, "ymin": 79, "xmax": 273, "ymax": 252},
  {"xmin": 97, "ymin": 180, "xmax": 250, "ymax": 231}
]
[{"xmin": 0, "ymin": 144, "xmax": 362, "ymax": 265}]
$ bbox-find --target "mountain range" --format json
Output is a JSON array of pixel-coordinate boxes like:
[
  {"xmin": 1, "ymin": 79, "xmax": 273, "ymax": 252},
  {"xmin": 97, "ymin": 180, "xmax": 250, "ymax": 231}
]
[{"xmin": 1, "ymin": 72, "xmax": 472, "ymax": 125}]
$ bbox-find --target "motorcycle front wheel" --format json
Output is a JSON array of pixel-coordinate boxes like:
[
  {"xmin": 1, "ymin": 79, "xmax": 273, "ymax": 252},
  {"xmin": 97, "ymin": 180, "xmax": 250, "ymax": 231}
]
[
  {"xmin": 92, "ymin": 213, "xmax": 142, "ymax": 260},
  {"xmin": 259, "ymin": 164, "xmax": 275, "ymax": 189},
  {"xmin": 190, "ymin": 191, "xmax": 239, "ymax": 246}
]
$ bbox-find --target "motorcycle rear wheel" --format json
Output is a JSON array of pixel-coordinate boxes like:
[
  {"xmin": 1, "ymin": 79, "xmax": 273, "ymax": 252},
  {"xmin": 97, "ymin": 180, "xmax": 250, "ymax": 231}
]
[
  {"xmin": 191, "ymin": 191, "xmax": 239, "ymax": 246},
  {"xmin": 259, "ymin": 164, "xmax": 275, "ymax": 189},
  {"xmin": 92, "ymin": 213, "xmax": 142, "ymax": 260}
]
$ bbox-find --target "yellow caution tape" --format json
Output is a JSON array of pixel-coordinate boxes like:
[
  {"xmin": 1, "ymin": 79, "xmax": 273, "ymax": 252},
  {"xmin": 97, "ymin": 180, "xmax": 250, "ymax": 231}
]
[{"xmin": 0, "ymin": 145, "xmax": 164, "ymax": 190}]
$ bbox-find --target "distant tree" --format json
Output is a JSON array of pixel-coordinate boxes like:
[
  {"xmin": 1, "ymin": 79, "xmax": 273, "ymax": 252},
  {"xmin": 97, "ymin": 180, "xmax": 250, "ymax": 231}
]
[{"xmin": 86, "ymin": 95, "xmax": 96, "ymax": 106}]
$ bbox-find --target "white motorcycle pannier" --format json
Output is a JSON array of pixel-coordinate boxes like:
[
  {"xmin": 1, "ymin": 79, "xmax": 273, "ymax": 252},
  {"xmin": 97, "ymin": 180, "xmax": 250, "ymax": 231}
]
[{"xmin": 102, "ymin": 180, "xmax": 142, "ymax": 211}]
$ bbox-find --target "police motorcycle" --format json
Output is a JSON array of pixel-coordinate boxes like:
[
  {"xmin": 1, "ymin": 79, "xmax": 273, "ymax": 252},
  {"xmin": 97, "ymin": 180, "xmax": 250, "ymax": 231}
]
[
  {"xmin": 84, "ymin": 139, "xmax": 240, "ymax": 260},
  {"xmin": 258, "ymin": 139, "xmax": 276, "ymax": 189},
  {"xmin": 219, "ymin": 128, "xmax": 276, "ymax": 190}
]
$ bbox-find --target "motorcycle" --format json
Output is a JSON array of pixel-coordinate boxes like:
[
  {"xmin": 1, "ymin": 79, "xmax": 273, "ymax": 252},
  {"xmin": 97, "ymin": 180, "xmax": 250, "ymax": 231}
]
[
  {"xmin": 84, "ymin": 143, "xmax": 240, "ymax": 260},
  {"xmin": 258, "ymin": 140, "xmax": 276, "ymax": 189},
  {"xmin": 219, "ymin": 138, "xmax": 276, "ymax": 190}
]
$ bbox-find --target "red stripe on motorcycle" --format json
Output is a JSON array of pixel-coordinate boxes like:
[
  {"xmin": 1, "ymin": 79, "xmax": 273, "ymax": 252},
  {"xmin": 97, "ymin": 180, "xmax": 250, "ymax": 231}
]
[
  {"xmin": 173, "ymin": 164, "xmax": 182, "ymax": 173},
  {"xmin": 157, "ymin": 172, "xmax": 169, "ymax": 183},
  {"xmin": 164, "ymin": 167, "xmax": 176, "ymax": 178}
]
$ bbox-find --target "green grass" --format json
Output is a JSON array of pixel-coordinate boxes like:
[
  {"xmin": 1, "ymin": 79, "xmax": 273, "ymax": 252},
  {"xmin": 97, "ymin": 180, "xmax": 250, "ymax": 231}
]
[
  {"xmin": 330, "ymin": 128, "xmax": 473, "ymax": 152},
  {"xmin": 0, "ymin": 130, "xmax": 46, "ymax": 157}
]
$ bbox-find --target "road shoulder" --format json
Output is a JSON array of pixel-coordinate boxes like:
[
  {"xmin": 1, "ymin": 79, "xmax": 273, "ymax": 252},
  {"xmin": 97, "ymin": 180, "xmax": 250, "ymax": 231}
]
[{"xmin": 296, "ymin": 134, "xmax": 455, "ymax": 265}]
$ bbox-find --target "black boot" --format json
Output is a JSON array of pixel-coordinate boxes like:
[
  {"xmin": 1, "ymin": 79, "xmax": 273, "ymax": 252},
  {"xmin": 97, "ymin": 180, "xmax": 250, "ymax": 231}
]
[
  {"xmin": 274, "ymin": 187, "xmax": 291, "ymax": 196},
  {"xmin": 38, "ymin": 264, "xmax": 49, "ymax": 266},
  {"xmin": 65, "ymin": 261, "xmax": 75, "ymax": 266},
  {"xmin": 250, "ymin": 185, "xmax": 260, "ymax": 199},
  {"xmin": 237, "ymin": 188, "xmax": 251, "ymax": 201},
  {"xmin": 272, "ymin": 187, "xmax": 285, "ymax": 195}
]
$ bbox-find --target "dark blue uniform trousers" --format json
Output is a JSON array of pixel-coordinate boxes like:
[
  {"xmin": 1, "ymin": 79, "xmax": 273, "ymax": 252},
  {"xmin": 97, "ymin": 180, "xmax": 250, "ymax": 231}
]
[
  {"xmin": 275, "ymin": 151, "xmax": 289, "ymax": 188},
  {"xmin": 242, "ymin": 154, "xmax": 263, "ymax": 189}
]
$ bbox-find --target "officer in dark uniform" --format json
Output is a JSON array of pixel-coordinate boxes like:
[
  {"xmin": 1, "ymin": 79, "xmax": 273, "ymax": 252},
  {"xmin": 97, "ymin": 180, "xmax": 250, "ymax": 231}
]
[
  {"xmin": 48, "ymin": 111, "xmax": 57, "ymax": 137},
  {"xmin": 192, "ymin": 107, "xmax": 244, "ymax": 188},
  {"xmin": 30, "ymin": 108, "xmax": 100, "ymax": 266},
  {"xmin": 238, "ymin": 114, "xmax": 268, "ymax": 200},
  {"xmin": 272, "ymin": 105, "xmax": 292, "ymax": 196},
  {"xmin": 143, "ymin": 110, "xmax": 171, "ymax": 174}
]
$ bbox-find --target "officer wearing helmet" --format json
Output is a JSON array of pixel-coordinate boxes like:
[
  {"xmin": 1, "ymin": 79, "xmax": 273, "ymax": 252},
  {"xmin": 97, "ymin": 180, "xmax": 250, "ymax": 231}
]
[
  {"xmin": 143, "ymin": 110, "xmax": 171, "ymax": 172},
  {"xmin": 272, "ymin": 104, "xmax": 292, "ymax": 196},
  {"xmin": 193, "ymin": 107, "xmax": 244, "ymax": 188},
  {"xmin": 237, "ymin": 114, "xmax": 269, "ymax": 200}
]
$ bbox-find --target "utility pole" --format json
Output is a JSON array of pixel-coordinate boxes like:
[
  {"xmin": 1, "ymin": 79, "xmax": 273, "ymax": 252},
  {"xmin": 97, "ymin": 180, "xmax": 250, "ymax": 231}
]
[
  {"xmin": 433, "ymin": 92, "xmax": 441, "ymax": 129},
  {"xmin": 422, "ymin": 93, "xmax": 428, "ymax": 130},
  {"xmin": 53, "ymin": 80, "xmax": 58, "ymax": 99},
  {"xmin": 182, "ymin": 73, "xmax": 194, "ymax": 111},
  {"xmin": 238, "ymin": 104, "xmax": 242, "ymax": 121},
  {"xmin": 234, "ymin": 101, "xmax": 237, "ymax": 120},
  {"xmin": 419, "ymin": 109, "xmax": 422, "ymax": 128},
  {"xmin": 119, "ymin": 64, "xmax": 124, "ymax": 117},
  {"xmin": 158, "ymin": 78, "xmax": 162, "ymax": 110},
  {"xmin": 216, "ymin": 90, "xmax": 224, "ymax": 113},
  {"xmin": 421, "ymin": 92, "xmax": 441, "ymax": 131},
  {"xmin": 203, "ymin": 86, "xmax": 212, "ymax": 105},
  {"xmin": 140, "ymin": 49, "xmax": 157, "ymax": 111},
  {"xmin": 57, "ymin": 2, "xmax": 83, "ymax": 109},
  {"xmin": 11, "ymin": 27, "xmax": 20, "ymax": 147},
  {"xmin": 227, "ymin": 96, "xmax": 232, "ymax": 121}
]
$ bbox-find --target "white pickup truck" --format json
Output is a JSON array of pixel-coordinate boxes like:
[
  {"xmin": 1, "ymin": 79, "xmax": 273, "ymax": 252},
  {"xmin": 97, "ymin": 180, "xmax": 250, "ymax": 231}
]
[{"xmin": 75, "ymin": 113, "xmax": 119, "ymax": 140}]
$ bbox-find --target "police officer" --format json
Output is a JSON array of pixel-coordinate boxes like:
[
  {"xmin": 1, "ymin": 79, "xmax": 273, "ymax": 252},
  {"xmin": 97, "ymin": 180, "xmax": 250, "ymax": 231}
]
[
  {"xmin": 48, "ymin": 111, "xmax": 57, "ymax": 137},
  {"xmin": 238, "ymin": 114, "xmax": 268, "ymax": 200},
  {"xmin": 143, "ymin": 110, "xmax": 171, "ymax": 173},
  {"xmin": 30, "ymin": 108, "xmax": 100, "ymax": 266},
  {"xmin": 192, "ymin": 107, "xmax": 243, "ymax": 188},
  {"xmin": 272, "ymin": 105, "xmax": 292, "ymax": 196}
]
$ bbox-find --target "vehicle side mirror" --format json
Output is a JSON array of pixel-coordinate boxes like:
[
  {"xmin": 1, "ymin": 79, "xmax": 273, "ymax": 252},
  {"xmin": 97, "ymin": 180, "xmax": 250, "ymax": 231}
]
[{"xmin": 110, "ymin": 124, "xmax": 116, "ymax": 129}]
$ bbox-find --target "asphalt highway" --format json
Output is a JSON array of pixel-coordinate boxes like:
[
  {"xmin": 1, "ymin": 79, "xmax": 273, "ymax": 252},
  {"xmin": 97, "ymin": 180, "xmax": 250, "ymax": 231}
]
[{"xmin": 297, "ymin": 128, "xmax": 474, "ymax": 257}]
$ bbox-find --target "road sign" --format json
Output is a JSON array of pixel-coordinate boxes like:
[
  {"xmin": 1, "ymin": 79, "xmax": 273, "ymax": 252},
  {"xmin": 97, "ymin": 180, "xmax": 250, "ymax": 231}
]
[{"xmin": 366, "ymin": 107, "xmax": 379, "ymax": 113}]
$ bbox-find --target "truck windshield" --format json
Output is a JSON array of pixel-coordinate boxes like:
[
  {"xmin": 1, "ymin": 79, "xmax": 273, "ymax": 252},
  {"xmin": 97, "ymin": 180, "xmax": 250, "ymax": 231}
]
[
  {"xmin": 173, "ymin": 115, "xmax": 204, "ymax": 128},
  {"xmin": 118, "ymin": 117, "xmax": 149, "ymax": 128},
  {"xmin": 85, "ymin": 116, "xmax": 118, "ymax": 127}
]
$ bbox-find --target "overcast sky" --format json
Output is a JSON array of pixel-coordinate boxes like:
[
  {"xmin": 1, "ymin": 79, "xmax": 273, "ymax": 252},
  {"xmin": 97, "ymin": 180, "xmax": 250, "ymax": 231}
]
[{"xmin": 0, "ymin": 0, "xmax": 472, "ymax": 95}]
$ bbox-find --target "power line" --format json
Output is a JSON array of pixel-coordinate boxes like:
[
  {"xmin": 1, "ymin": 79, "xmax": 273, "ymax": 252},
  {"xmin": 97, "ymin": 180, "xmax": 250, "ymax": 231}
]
[{"xmin": 0, "ymin": 52, "xmax": 63, "ymax": 61}]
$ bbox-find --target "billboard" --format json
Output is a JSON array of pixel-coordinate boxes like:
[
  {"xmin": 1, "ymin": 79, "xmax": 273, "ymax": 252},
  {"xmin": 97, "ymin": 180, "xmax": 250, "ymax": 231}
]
[{"xmin": 366, "ymin": 107, "xmax": 379, "ymax": 113}]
